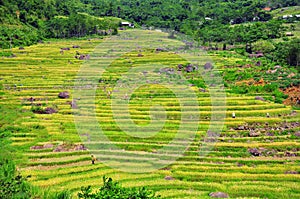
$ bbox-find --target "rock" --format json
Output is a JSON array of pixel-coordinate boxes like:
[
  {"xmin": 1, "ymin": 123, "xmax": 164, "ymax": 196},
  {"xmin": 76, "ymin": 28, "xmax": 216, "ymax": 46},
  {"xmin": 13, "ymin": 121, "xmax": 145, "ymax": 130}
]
[
  {"xmin": 58, "ymin": 91, "xmax": 70, "ymax": 99},
  {"xmin": 274, "ymin": 65, "xmax": 282, "ymax": 69},
  {"xmin": 19, "ymin": 46, "xmax": 25, "ymax": 50},
  {"xmin": 79, "ymin": 54, "xmax": 85, "ymax": 60},
  {"xmin": 44, "ymin": 107, "xmax": 57, "ymax": 114},
  {"xmin": 74, "ymin": 144, "xmax": 87, "ymax": 151},
  {"xmin": 285, "ymin": 151, "xmax": 296, "ymax": 157},
  {"xmin": 177, "ymin": 64, "xmax": 184, "ymax": 71},
  {"xmin": 237, "ymin": 162, "xmax": 244, "ymax": 167},
  {"xmin": 285, "ymin": 171, "xmax": 298, "ymax": 174},
  {"xmin": 266, "ymin": 132, "xmax": 274, "ymax": 136},
  {"xmin": 30, "ymin": 145, "xmax": 44, "ymax": 150},
  {"xmin": 209, "ymin": 192, "xmax": 229, "ymax": 198},
  {"xmin": 193, "ymin": 64, "xmax": 199, "ymax": 71},
  {"xmin": 53, "ymin": 145, "xmax": 65, "ymax": 152},
  {"xmin": 164, "ymin": 176, "xmax": 175, "ymax": 180},
  {"xmin": 61, "ymin": 47, "xmax": 70, "ymax": 50},
  {"xmin": 30, "ymin": 143, "xmax": 53, "ymax": 150},
  {"xmin": 294, "ymin": 131, "xmax": 300, "ymax": 137},
  {"xmin": 156, "ymin": 48, "xmax": 165, "ymax": 52},
  {"xmin": 72, "ymin": 45, "xmax": 80, "ymax": 48},
  {"xmin": 27, "ymin": 97, "xmax": 36, "ymax": 102},
  {"xmin": 137, "ymin": 54, "xmax": 144, "ymax": 57},
  {"xmin": 185, "ymin": 64, "xmax": 194, "ymax": 72},
  {"xmin": 236, "ymin": 125, "xmax": 245, "ymax": 130},
  {"xmin": 249, "ymin": 53, "xmax": 264, "ymax": 58},
  {"xmin": 255, "ymin": 96, "xmax": 265, "ymax": 101},
  {"xmin": 199, "ymin": 88, "xmax": 206, "ymax": 93},
  {"xmin": 249, "ymin": 130, "xmax": 260, "ymax": 137},
  {"xmin": 248, "ymin": 148, "xmax": 262, "ymax": 156},
  {"xmin": 43, "ymin": 144, "xmax": 54, "ymax": 149},
  {"xmin": 287, "ymin": 73, "xmax": 296, "ymax": 78},
  {"xmin": 255, "ymin": 61, "xmax": 261, "ymax": 66},
  {"xmin": 204, "ymin": 62, "xmax": 213, "ymax": 70},
  {"xmin": 8, "ymin": 54, "xmax": 17, "ymax": 58},
  {"xmin": 70, "ymin": 100, "xmax": 78, "ymax": 109}
]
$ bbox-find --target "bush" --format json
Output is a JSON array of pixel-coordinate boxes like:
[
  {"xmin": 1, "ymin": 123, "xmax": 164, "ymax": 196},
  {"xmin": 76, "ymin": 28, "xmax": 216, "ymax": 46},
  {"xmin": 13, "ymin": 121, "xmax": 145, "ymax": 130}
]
[
  {"xmin": 78, "ymin": 176, "xmax": 161, "ymax": 199},
  {"xmin": 252, "ymin": 40, "xmax": 275, "ymax": 54},
  {"xmin": 272, "ymin": 38, "xmax": 300, "ymax": 69},
  {"xmin": 0, "ymin": 25, "xmax": 42, "ymax": 49}
]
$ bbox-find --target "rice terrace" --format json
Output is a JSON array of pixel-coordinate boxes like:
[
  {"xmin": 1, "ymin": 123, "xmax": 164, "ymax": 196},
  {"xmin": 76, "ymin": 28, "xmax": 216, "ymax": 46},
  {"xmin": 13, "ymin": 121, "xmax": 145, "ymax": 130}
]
[{"xmin": 0, "ymin": 1, "xmax": 300, "ymax": 199}]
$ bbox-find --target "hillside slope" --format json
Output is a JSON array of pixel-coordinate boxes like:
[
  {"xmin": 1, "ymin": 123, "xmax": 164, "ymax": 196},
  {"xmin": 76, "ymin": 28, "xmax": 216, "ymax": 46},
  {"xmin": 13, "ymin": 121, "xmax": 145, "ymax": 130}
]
[{"xmin": 1, "ymin": 29, "xmax": 299, "ymax": 198}]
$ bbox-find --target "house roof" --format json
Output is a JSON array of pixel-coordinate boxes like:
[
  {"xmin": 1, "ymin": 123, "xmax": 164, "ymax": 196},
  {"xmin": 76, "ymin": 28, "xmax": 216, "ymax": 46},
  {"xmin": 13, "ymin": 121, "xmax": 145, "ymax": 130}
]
[
  {"xmin": 263, "ymin": 7, "xmax": 271, "ymax": 11},
  {"xmin": 121, "ymin": 22, "xmax": 131, "ymax": 25}
]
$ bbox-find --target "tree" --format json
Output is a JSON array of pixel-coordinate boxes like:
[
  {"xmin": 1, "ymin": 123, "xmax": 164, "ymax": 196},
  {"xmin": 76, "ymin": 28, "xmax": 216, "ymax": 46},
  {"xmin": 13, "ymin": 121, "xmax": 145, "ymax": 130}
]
[
  {"xmin": 272, "ymin": 38, "xmax": 300, "ymax": 68},
  {"xmin": 78, "ymin": 176, "xmax": 161, "ymax": 199}
]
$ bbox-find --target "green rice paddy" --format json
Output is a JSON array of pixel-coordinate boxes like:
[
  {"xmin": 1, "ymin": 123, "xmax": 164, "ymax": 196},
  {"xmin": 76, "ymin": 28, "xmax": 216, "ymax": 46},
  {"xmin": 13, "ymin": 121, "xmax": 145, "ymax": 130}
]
[{"xmin": 1, "ymin": 29, "xmax": 299, "ymax": 198}]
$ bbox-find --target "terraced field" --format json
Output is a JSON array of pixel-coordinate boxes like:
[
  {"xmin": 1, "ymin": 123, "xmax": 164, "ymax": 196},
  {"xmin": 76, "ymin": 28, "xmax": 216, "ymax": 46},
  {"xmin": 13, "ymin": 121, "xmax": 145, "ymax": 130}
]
[{"xmin": 1, "ymin": 30, "xmax": 299, "ymax": 198}]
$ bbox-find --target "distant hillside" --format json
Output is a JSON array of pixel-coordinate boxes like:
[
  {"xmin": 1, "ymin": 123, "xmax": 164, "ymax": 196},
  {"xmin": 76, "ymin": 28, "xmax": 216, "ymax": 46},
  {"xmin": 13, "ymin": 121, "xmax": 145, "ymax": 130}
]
[
  {"xmin": 0, "ymin": 0, "xmax": 121, "ymax": 48},
  {"xmin": 271, "ymin": 6, "xmax": 300, "ymax": 18},
  {"xmin": 0, "ymin": 0, "xmax": 299, "ymax": 49}
]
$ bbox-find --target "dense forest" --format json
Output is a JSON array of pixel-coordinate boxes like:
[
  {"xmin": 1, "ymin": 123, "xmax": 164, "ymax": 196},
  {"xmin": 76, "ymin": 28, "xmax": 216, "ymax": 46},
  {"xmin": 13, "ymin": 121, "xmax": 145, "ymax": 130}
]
[{"xmin": 0, "ymin": 0, "xmax": 299, "ymax": 67}]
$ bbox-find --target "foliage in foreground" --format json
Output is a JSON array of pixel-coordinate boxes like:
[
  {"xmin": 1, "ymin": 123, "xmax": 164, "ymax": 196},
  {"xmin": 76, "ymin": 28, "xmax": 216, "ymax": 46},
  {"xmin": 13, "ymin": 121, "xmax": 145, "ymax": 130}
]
[
  {"xmin": 78, "ymin": 176, "xmax": 160, "ymax": 199},
  {"xmin": 0, "ymin": 103, "xmax": 72, "ymax": 199}
]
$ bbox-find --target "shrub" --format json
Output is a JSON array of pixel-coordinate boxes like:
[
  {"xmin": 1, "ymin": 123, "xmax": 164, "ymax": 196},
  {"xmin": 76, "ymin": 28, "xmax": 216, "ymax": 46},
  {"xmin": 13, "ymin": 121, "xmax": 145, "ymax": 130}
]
[
  {"xmin": 78, "ymin": 176, "xmax": 161, "ymax": 199},
  {"xmin": 252, "ymin": 40, "xmax": 275, "ymax": 54}
]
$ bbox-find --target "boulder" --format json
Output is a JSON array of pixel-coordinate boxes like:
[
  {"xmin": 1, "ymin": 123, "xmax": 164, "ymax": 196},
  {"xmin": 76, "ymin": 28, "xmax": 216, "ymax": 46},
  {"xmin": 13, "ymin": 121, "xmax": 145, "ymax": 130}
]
[
  {"xmin": 74, "ymin": 144, "xmax": 87, "ymax": 151},
  {"xmin": 209, "ymin": 192, "xmax": 229, "ymax": 198},
  {"xmin": 72, "ymin": 45, "xmax": 80, "ymax": 48},
  {"xmin": 43, "ymin": 143, "xmax": 54, "ymax": 149},
  {"xmin": 288, "ymin": 73, "xmax": 296, "ymax": 78},
  {"xmin": 204, "ymin": 62, "xmax": 213, "ymax": 70},
  {"xmin": 249, "ymin": 53, "xmax": 264, "ymax": 58},
  {"xmin": 199, "ymin": 88, "xmax": 207, "ymax": 93},
  {"xmin": 58, "ymin": 91, "xmax": 70, "ymax": 99},
  {"xmin": 248, "ymin": 148, "xmax": 261, "ymax": 156},
  {"xmin": 236, "ymin": 125, "xmax": 245, "ymax": 130},
  {"xmin": 185, "ymin": 64, "xmax": 194, "ymax": 72},
  {"xmin": 70, "ymin": 100, "xmax": 78, "ymax": 109},
  {"xmin": 164, "ymin": 176, "xmax": 175, "ymax": 180},
  {"xmin": 285, "ymin": 151, "xmax": 296, "ymax": 157},
  {"xmin": 285, "ymin": 171, "xmax": 298, "ymax": 174},
  {"xmin": 266, "ymin": 132, "xmax": 274, "ymax": 136},
  {"xmin": 27, "ymin": 97, "xmax": 36, "ymax": 102},
  {"xmin": 193, "ymin": 64, "xmax": 199, "ymax": 71},
  {"xmin": 53, "ymin": 145, "xmax": 65, "ymax": 152},
  {"xmin": 30, "ymin": 145, "xmax": 44, "ymax": 150},
  {"xmin": 156, "ymin": 48, "xmax": 165, "ymax": 52},
  {"xmin": 255, "ymin": 96, "xmax": 265, "ymax": 101},
  {"xmin": 255, "ymin": 61, "xmax": 261, "ymax": 66},
  {"xmin": 294, "ymin": 131, "xmax": 300, "ymax": 137},
  {"xmin": 249, "ymin": 130, "xmax": 260, "ymax": 137},
  {"xmin": 79, "ymin": 55, "xmax": 85, "ymax": 60},
  {"xmin": 19, "ymin": 47, "xmax": 25, "ymax": 50},
  {"xmin": 44, "ymin": 107, "xmax": 57, "ymax": 114},
  {"xmin": 30, "ymin": 143, "xmax": 53, "ymax": 150},
  {"xmin": 177, "ymin": 64, "xmax": 184, "ymax": 71},
  {"xmin": 61, "ymin": 47, "xmax": 70, "ymax": 50}
]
